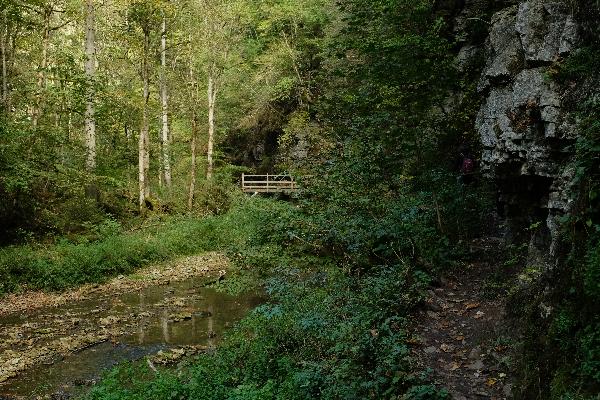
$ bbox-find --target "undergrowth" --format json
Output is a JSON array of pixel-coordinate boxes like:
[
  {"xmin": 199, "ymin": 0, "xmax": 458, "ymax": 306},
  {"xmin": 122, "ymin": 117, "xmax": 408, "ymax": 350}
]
[
  {"xmin": 0, "ymin": 197, "xmax": 291, "ymax": 295},
  {"xmin": 85, "ymin": 261, "xmax": 446, "ymax": 400},
  {"xmin": 83, "ymin": 174, "xmax": 485, "ymax": 399}
]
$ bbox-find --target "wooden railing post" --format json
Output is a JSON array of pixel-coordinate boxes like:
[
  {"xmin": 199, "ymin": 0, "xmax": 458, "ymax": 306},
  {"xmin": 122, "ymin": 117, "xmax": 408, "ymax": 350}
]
[
  {"xmin": 266, "ymin": 173, "xmax": 269, "ymax": 192},
  {"xmin": 242, "ymin": 173, "xmax": 245, "ymax": 191}
]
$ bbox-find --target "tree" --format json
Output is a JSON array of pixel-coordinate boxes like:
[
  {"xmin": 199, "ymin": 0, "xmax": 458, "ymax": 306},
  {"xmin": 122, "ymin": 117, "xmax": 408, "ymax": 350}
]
[
  {"xmin": 187, "ymin": 48, "xmax": 199, "ymax": 210},
  {"xmin": 193, "ymin": 0, "xmax": 239, "ymax": 180},
  {"xmin": 159, "ymin": 12, "xmax": 171, "ymax": 188},
  {"xmin": 128, "ymin": 0, "xmax": 162, "ymax": 212},
  {"xmin": 84, "ymin": 0, "xmax": 97, "ymax": 174},
  {"xmin": 30, "ymin": 1, "xmax": 73, "ymax": 129},
  {"xmin": 1, "ymin": 8, "xmax": 7, "ymax": 112}
]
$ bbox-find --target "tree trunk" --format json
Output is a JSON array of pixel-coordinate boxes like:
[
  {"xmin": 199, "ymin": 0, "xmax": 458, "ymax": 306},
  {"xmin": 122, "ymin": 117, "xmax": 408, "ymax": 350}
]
[
  {"xmin": 160, "ymin": 15, "xmax": 171, "ymax": 188},
  {"xmin": 6, "ymin": 27, "xmax": 16, "ymax": 113},
  {"xmin": 139, "ymin": 29, "xmax": 150, "ymax": 212},
  {"xmin": 84, "ymin": 0, "xmax": 97, "ymax": 173},
  {"xmin": 206, "ymin": 72, "xmax": 216, "ymax": 180},
  {"xmin": 188, "ymin": 109, "xmax": 198, "ymax": 211},
  {"xmin": 158, "ymin": 116, "xmax": 163, "ymax": 187},
  {"xmin": 188, "ymin": 55, "xmax": 198, "ymax": 211},
  {"xmin": 1, "ymin": 10, "xmax": 7, "ymax": 111},
  {"xmin": 33, "ymin": 7, "xmax": 51, "ymax": 129}
]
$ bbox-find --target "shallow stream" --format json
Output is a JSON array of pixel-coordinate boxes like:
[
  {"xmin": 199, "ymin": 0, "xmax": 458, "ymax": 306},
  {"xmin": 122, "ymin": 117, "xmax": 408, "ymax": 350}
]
[{"xmin": 0, "ymin": 277, "xmax": 261, "ymax": 398}]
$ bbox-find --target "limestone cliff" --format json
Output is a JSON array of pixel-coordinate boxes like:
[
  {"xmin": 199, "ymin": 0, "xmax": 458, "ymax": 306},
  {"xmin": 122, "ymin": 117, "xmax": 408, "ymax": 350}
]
[{"xmin": 461, "ymin": 0, "xmax": 580, "ymax": 266}]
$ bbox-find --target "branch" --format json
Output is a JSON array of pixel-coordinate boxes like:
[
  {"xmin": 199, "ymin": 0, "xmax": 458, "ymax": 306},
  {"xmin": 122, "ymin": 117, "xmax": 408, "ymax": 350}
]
[
  {"xmin": 165, "ymin": 39, "xmax": 190, "ymax": 52},
  {"xmin": 466, "ymin": 17, "xmax": 491, "ymax": 25},
  {"xmin": 49, "ymin": 19, "xmax": 73, "ymax": 32},
  {"xmin": 146, "ymin": 358, "xmax": 159, "ymax": 374}
]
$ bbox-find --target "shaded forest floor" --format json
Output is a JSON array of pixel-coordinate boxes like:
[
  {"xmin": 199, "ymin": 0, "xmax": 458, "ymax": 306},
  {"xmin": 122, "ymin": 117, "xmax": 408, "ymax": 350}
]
[{"xmin": 412, "ymin": 236, "xmax": 520, "ymax": 399}]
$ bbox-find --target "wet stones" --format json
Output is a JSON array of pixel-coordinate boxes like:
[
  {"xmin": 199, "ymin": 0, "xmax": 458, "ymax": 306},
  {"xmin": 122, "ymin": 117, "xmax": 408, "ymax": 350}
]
[{"xmin": 168, "ymin": 312, "xmax": 192, "ymax": 323}]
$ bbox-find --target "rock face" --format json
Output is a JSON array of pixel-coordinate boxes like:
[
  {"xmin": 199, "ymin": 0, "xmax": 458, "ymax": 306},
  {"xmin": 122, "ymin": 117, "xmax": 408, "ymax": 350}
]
[
  {"xmin": 516, "ymin": 1, "xmax": 579, "ymax": 62},
  {"xmin": 470, "ymin": 0, "xmax": 579, "ymax": 264},
  {"xmin": 478, "ymin": 6, "xmax": 523, "ymax": 90}
]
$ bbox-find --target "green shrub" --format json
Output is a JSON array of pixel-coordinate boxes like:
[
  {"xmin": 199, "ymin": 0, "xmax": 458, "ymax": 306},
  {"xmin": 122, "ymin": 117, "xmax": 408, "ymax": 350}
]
[{"xmin": 86, "ymin": 260, "xmax": 437, "ymax": 399}]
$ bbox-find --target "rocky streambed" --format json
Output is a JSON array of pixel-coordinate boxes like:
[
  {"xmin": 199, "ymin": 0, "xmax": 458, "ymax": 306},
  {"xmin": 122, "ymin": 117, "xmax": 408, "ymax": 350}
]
[{"xmin": 0, "ymin": 253, "xmax": 262, "ymax": 399}]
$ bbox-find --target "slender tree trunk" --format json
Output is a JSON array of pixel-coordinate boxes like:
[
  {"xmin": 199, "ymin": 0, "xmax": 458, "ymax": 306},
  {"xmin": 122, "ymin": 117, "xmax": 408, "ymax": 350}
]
[
  {"xmin": 33, "ymin": 7, "xmax": 51, "ymax": 129},
  {"xmin": 1, "ymin": 10, "xmax": 7, "ymax": 111},
  {"xmin": 144, "ymin": 132, "xmax": 150, "ymax": 198},
  {"xmin": 206, "ymin": 71, "xmax": 216, "ymax": 180},
  {"xmin": 188, "ymin": 54, "xmax": 198, "ymax": 210},
  {"xmin": 84, "ymin": 0, "xmax": 97, "ymax": 173},
  {"xmin": 160, "ymin": 15, "xmax": 171, "ymax": 188},
  {"xmin": 188, "ymin": 109, "xmax": 198, "ymax": 211},
  {"xmin": 67, "ymin": 110, "xmax": 72, "ymax": 139},
  {"xmin": 139, "ymin": 29, "xmax": 150, "ymax": 212},
  {"xmin": 158, "ymin": 116, "xmax": 163, "ymax": 187},
  {"xmin": 6, "ymin": 29, "xmax": 15, "ymax": 113}
]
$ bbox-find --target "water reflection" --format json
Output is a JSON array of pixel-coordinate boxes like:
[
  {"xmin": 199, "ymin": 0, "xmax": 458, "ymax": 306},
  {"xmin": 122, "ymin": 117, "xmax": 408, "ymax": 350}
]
[{"xmin": 0, "ymin": 277, "xmax": 262, "ymax": 398}]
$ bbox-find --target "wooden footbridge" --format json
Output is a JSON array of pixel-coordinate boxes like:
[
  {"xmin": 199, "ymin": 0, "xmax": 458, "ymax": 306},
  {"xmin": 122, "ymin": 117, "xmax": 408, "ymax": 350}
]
[{"xmin": 241, "ymin": 174, "xmax": 297, "ymax": 194}]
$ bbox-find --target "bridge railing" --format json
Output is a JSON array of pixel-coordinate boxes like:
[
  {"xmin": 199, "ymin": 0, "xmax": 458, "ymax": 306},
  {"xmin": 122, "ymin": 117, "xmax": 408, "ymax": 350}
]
[{"xmin": 241, "ymin": 174, "xmax": 297, "ymax": 193}]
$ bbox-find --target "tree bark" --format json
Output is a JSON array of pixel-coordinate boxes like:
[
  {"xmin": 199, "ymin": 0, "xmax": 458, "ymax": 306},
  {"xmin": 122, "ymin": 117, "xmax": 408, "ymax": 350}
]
[
  {"xmin": 139, "ymin": 29, "xmax": 150, "ymax": 212},
  {"xmin": 188, "ymin": 108, "xmax": 198, "ymax": 211},
  {"xmin": 32, "ymin": 7, "xmax": 51, "ymax": 129},
  {"xmin": 160, "ymin": 15, "xmax": 172, "ymax": 188},
  {"xmin": 158, "ymin": 116, "xmax": 163, "ymax": 187},
  {"xmin": 188, "ymin": 57, "xmax": 198, "ymax": 210},
  {"xmin": 1, "ymin": 9, "xmax": 7, "ymax": 111},
  {"xmin": 206, "ymin": 71, "xmax": 217, "ymax": 180},
  {"xmin": 6, "ymin": 28, "xmax": 15, "ymax": 113},
  {"xmin": 84, "ymin": 0, "xmax": 97, "ymax": 173}
]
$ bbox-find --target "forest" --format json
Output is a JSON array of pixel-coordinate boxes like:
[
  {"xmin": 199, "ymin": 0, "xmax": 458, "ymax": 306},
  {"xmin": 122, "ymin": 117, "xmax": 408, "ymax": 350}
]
[{"xmin": 0, "ymin": 0, "xmax": 599, "ymax": 399}]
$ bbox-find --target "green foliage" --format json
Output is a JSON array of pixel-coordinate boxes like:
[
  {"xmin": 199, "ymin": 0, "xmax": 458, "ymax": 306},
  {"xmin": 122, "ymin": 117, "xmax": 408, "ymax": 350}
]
[
  {"xmin": 0, "ymin": 197, "xmax": 291, "ymax": 296},
  {"xmin": 297, "ymin": 0, "xmax": 490, "ymax": 276},
  {"xmin": 403, "ymin": 385, "xmax": 449, "ymax": 400},
  {"xmin": 3, "ymin": 1, "xmax": 493, "ymax": 399},
  {"xmin": 0, "ymin": 119, "xmax": 120, "ymax": 243},
  {"xmin": 319, "ymin": 0, "xmax": 456, "ymax": 163},
  {"xmin": 87, "ymin": 259, "xmax": 437, "ymax": 399}
]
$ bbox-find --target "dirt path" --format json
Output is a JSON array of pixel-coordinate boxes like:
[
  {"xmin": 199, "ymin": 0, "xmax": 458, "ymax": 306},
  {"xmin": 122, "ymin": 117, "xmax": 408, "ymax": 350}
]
[{"xmin": 412, "ymin": 237, "xmax": 517, "ymax": 399}]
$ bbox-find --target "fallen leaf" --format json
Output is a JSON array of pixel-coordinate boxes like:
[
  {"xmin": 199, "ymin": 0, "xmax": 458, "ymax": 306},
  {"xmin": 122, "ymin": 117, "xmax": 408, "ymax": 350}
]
[
  {"xmin": 455, "ymin": 335, "xmax": 465, "ymax": 341},
  {"xmin": 406, "ymin": 337, "xmax": 421, "ymax": 345},
  {"xmin": 465, "ymin": 302, "xmax": 480, "ymax": 310},
  {"xmin": 474, "ymin": 311, "xmax": 485, "ymax": 319},
  {"xmin": 426, "ymin": 311, "xmax": 440, "ymax": 319},
  {"xmin": 440, "ymin": 343, "xmax": 454, "ymax": 353},
  {"xmin": 486, "ymin": 378, "xmax": 498, "ymax": 387},
  {"xmin": 449, "ymin": 362, "xmax": 460, "ymax": 371}
]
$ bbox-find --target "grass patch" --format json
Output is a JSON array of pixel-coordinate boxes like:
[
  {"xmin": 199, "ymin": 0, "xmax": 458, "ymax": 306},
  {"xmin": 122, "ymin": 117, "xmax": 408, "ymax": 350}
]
[{"xmin": 0, "ymin": 197, "xmax": 293, "ymax": 296}]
